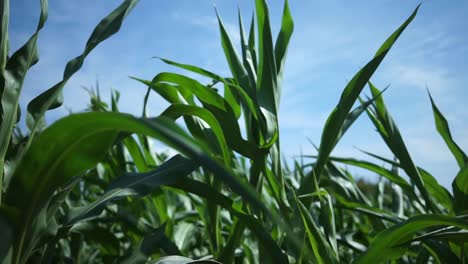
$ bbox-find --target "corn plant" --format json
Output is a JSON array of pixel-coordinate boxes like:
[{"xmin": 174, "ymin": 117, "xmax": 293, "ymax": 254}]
[{"xmin": 1, "ymin": 0, "xmax": 467, "ymax": 263}]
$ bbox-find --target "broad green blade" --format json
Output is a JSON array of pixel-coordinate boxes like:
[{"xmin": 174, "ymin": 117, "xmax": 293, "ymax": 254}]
[
  {"xmin": 355, "ymin": 214, "xmax": 468, "ymax": 263},
  {"xmin": 3, "ymin": 111, "xmax": 292, "ymax": 262},
  {"xmin": 144, "ymin": 72, "xmax": 259, "ymax": 158},
  {"xmin": 66, "ymin": 155, "xmax": 197, "ymax": 225},
  {"xmin": 161, "ymin": 104, "xmax": 231, "ymax": 164},
  {"xmin": 146, "ymin": 60, "xmax": 260, "ymax": 119},
  {"xmin": 298, "ymin": 5, "xmax": 420, "ymax": 197},
  {"xmin": 148, "ymin": 72, "xmax": 226, "ymax": 110},
  {"xmin": 2, "ymin": 112, "xmax": 201, "ymax": 262}
]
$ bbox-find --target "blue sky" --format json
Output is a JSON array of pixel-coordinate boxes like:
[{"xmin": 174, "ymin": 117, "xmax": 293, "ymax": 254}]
[{"xmin": 10, "ymin": 0, "xmax": 468, "ymax": 188}]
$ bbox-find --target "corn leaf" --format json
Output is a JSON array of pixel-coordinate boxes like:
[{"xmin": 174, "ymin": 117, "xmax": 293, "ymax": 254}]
[
  {"xmin": 26, "ymin": 0, "xmax": 139, "ymax": 135},
  {"xmin": 292, "ymin": 190, "xmax": 339, "ymax": 264},
  {"xmin": 298, "ymin": 5, "xmax": 420, "ymax": 197},
  {"xmin": 356, "ymin": 214, "xmax": 468, "ymax": 263},
  {"xmin": 428, "ymin": 91, "xmax": 467, "ymax": 169},
  {"xmin": 67, "ymin": 154, "xmax": 196, "ymax": 225}
]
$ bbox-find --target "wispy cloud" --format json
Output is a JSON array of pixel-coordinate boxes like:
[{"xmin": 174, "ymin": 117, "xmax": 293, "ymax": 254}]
[{"xmin": 385, "ymin": 64, "xmax": 455, "ymax": 92}]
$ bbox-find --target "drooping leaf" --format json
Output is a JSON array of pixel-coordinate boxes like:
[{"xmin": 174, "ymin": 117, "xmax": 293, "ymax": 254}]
[
  {"xmin": 66, "ymin": 155, "xmax": 197, "ymax": 225},
  {"xmin": 356, "ymin": 214, "xmax": 468, "ymax": 263}
]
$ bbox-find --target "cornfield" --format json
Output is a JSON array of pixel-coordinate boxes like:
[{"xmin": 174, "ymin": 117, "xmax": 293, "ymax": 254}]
[{"xmin": 0, "ymin": 0, "xmax": 467, "ymax": 263}]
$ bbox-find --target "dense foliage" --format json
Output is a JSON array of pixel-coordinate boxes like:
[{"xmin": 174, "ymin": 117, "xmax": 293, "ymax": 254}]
[{"xmin": 0, "ymin": 0, "xmax": 467, "ymax": 263}]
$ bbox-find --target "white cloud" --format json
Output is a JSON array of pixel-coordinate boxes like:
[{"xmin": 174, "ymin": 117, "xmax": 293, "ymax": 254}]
[{"xmin": 386, "ymin": 64, "xmax": 455, "ymax": 92}]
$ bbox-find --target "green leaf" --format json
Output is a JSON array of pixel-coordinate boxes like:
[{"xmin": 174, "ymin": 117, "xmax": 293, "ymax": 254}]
[
  {"xmin": 357, "ymin": 149, "xmax": 454, "ymax": 213},
  {"xmin": 356, "ymin": 214, "xmax": 468, "ymax": 263},
  {"xmin": 144, "ymin": 72, "xmax": 259, "ymax": 158},
  {"xmin": 123, "ymin": 136, "xmax": 148, "ymax": 172},
  {"xmin": 26, "ymin": 0, "xmax": 139, "ymax": 136},
  {"xmin": 291, "ymin": 190, "xmax": 339, "ymax": 264},
  {"xmin": 238, "ymin": 9, "xmax": 257, "ymax": 94},
  {"xmin": 247, "ymin": 14, "xmax": 257, "ymax": 71},
  {"xmin": 66, "ymin": 155, "xmax": 197, "ymax": 225},
  {"xmin": 453, "ymin": 165, "xmax": 468, "ymax": 214},
  {"xmin": 172, "ymin": 179, "xmax": 290, "ymax": 264},
  {"xmin": 428, "ymin": 91, "xmax": 467, "ymax": 168},
  {"xmin": 336, "ymin": 87, "xmax": 387, "ymax": 147},
  {"xmin": 2, "ymin": 112, "xmax": 201, "ymax": 262},
  {"xmin": 161, "ymin": 104, "xmax": 231, "ymax": 164},
  {"xmin": 298, "ymin": 5, "xmax": 420, "ymax": 197},
  {"xmin": 364, "ymin": 82, "xmax": 436, "ymax": 212},
  {"xmin": 274, "ymin": 0, "xmax": 293, "ymax": 87},
  {"xmin": 318, "ymin": 190, "xmax": 339, "ymax": 258},
  {"xmin": 215, "ymin": 8, "xmax": 253, "ymax": 100},
  {"xmin": 255, "ymin": 0, "xmax": 279, "ymax": 115},
  {"xmin": 325, "ymin": 156, "xmax": 415, "ymax": 199},
  {"xmin": 0, "ymin": 0, "xmax": 47, "ymax": 194}
]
